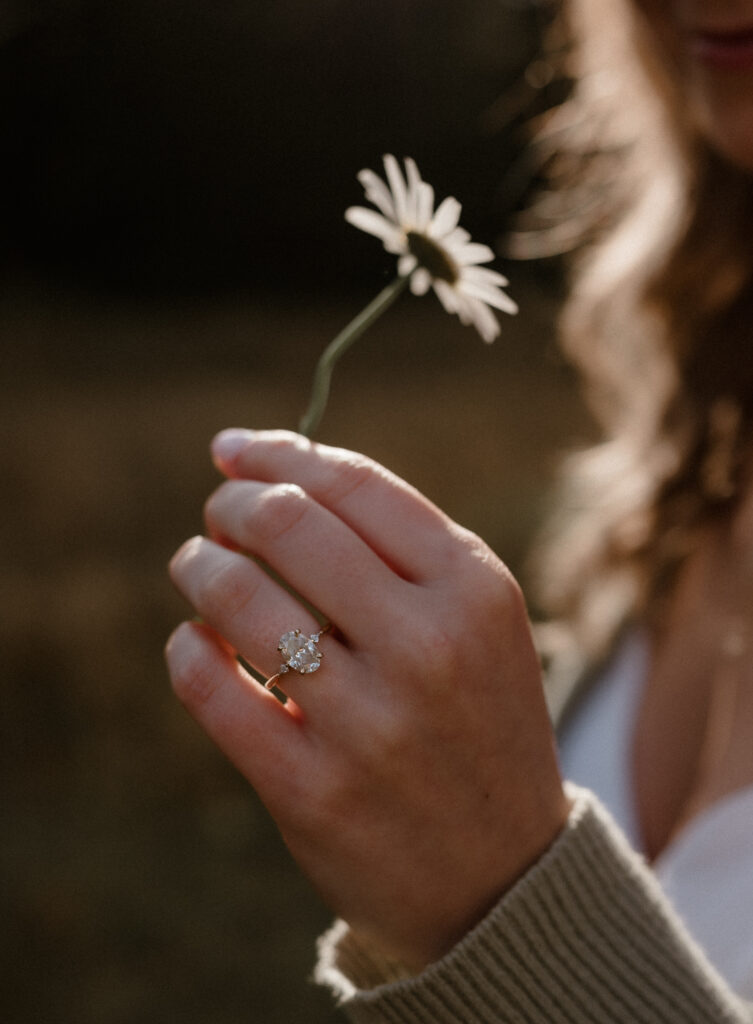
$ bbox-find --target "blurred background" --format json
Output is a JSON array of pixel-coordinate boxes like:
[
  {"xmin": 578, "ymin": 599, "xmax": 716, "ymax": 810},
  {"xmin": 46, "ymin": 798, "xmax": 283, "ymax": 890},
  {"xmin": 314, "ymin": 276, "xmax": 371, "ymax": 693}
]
[{"xmin": 0, "ymin": 1, "xmax": 593, "ymax": 1021}]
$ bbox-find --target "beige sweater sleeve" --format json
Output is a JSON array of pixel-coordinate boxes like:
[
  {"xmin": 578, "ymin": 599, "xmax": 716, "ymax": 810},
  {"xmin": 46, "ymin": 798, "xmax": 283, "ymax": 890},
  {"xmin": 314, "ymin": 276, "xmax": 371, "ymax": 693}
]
[{"xmin": 315, "ymin": 786, "xmax": 753, "ymax": 1023}]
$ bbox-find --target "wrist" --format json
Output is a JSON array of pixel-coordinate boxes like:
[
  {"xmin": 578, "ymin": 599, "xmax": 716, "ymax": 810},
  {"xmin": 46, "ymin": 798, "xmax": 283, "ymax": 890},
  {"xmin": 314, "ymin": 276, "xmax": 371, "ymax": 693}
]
[{"xmin": 348, "ymin": 783, "xmax": 573, "ymax": 974}]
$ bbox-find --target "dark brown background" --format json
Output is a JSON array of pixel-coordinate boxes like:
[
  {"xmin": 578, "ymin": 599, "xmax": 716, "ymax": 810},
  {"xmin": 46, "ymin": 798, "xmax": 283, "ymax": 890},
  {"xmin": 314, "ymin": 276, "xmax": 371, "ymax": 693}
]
[{"xmin": 0, "ymin": 2, "xmax": 590, "ymax": 1021}]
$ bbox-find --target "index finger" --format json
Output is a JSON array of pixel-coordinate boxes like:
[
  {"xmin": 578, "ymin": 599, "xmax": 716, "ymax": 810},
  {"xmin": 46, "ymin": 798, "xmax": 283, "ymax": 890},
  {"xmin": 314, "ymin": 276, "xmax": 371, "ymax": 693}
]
[{"xmin": 210, "ymin": 429, "xmax": 461, "ymax": 582}]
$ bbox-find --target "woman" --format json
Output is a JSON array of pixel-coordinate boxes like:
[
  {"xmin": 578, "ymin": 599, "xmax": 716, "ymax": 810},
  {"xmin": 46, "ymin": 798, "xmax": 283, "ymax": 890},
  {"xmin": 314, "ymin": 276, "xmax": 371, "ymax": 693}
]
[{"xmin": 165, "ymin": 0, "xmax": 753, "ymax": 1019}]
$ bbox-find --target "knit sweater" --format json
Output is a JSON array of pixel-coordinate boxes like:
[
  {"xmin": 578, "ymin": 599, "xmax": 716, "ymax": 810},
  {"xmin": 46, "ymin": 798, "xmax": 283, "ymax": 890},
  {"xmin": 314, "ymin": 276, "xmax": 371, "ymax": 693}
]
[{"xmin": 315, "ymin": 785, "xmax": 753, "ymax": 1023}]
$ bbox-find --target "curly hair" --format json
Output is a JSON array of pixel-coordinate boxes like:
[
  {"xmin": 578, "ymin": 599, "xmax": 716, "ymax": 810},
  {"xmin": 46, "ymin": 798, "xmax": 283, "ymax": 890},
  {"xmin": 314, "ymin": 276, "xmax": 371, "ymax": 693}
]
[{"xmin": 522, "ymin": 0, "xmax": 753, "ymax": 659}]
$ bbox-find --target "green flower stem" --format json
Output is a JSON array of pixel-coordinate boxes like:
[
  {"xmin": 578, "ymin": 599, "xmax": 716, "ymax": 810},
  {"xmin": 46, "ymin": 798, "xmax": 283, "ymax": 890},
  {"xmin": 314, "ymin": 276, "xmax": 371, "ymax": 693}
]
[{"xmin": 298, "ymin": 274, "xmax": 411, "ymax": 438}]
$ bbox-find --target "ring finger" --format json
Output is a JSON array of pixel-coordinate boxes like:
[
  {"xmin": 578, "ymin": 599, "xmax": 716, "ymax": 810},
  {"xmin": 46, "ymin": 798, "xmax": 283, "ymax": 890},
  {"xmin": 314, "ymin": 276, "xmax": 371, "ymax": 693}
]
[{"xmin": 169, "ymin": 535, "xmax": 349, "ymax": 710}]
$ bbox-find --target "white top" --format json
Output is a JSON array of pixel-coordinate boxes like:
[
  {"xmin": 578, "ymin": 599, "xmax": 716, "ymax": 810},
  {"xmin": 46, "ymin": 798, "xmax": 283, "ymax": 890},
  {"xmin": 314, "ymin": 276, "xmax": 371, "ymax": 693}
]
[{"xmin": 558, "ymin": 632, "xmax": 753, "ymax": 998}]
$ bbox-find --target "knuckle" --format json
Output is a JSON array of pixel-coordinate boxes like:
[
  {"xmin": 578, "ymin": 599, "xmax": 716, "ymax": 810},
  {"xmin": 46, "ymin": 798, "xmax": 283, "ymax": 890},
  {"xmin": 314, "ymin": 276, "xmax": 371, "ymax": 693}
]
[
  {"xmin": 248, "ymin": 431, "xmax": 311, "ymax": 475},
  {"xmin": 321, "ymin": 451, "xmax": 375, "ymax": 507},
  {"xmin": 199, "ymin": 557, "xmax": 256, "ymax": 624},
  {"xmin": 170, "ymin": 644, "xmax": 222, "ymax": 711},
  {"xmin": 409, "ymin": 621, "xmax": 464, "ymax": 680},
  {"xmin": 450, "ymin": 526, "xmax": 525, "ymax": 617},
  {"xmin": 448, "ymin": 522, "xmax": 494, "ymax": 569},
  {"xmin": 488, "ymin": 567, "xmax": 527, "ymax": 623},
  {"xmin": 378, "ymin": 606, "xmax": 464, "ymax": 687},
  {"xmin": 264, "ymin": 430, "xmax": 309, "ymax": 456},
  {"xmin": 248, "ymin": 483, "xmax": 309, "ymax": 543}
]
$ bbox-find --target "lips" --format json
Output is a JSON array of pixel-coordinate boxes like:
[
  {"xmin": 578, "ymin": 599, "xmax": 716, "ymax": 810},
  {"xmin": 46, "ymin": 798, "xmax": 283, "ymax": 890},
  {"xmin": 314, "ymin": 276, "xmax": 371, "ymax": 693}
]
[{"xmin": 689, "ymin": 25, "xmax": 753, "ymax": 69}]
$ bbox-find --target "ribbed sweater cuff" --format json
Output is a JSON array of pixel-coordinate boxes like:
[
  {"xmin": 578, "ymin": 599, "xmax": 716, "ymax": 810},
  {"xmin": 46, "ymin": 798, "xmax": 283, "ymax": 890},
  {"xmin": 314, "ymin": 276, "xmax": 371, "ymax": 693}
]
[{"xmin": 315, "ymin": 785, "xmax": 751, "ymax": 1023}]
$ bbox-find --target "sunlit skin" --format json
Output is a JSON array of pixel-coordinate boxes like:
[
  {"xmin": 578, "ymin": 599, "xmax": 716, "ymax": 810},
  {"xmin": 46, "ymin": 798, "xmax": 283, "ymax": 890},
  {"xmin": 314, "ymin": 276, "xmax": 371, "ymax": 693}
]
[
  {"xmin": 636, "ymin": 0, "xmax": 753, "ymax": 170},
  {"xmin": 166, "ymin": 430, "xmax": 571, "ymax": 970}
]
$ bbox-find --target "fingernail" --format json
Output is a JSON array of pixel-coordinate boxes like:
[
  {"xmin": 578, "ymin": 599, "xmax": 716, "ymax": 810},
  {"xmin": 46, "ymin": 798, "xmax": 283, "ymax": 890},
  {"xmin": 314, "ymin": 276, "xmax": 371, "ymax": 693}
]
[{"xmin": 211, "ymin": 428, "xmax": 255, "ymax": 465}]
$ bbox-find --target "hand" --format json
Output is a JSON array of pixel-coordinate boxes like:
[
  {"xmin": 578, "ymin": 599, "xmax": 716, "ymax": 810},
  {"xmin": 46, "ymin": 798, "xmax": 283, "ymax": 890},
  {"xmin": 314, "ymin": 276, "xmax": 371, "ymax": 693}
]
[{"xmin": 166, "ymin": 429, "xmax": 570, "ymax": 970}]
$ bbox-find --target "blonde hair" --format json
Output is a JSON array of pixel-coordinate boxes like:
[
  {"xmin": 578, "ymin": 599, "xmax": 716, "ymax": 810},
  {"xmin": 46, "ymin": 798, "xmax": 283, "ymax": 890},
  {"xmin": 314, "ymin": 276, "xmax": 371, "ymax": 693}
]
[{"xmin": 521, "ymin": 0, "xmax": 753, "ymax": 659}]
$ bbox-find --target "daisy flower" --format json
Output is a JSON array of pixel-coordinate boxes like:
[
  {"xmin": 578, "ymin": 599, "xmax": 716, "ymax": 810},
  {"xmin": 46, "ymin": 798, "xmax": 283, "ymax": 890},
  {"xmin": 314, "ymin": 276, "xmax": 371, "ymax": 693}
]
[
  {"xmin": 297, "ymin": 155, "xmax": 519, "ymax": 437},
  {"xmin": 345, "ymin": 154, "xmax": 518, "ymax": 343}
]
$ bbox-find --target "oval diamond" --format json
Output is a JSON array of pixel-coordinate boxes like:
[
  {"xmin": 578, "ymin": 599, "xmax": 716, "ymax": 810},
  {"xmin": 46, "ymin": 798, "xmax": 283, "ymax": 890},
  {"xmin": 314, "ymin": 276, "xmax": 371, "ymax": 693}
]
[{"xmin": 278, "ymin": 630, "xmax": 323, "ymax": 674}]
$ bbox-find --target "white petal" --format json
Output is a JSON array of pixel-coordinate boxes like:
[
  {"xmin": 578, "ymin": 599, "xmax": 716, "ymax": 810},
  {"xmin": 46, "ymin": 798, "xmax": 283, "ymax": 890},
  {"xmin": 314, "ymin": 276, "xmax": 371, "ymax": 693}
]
[
  {"xmin": 357, "ymin": 169, "xmax": 397, "ymax": 221},
  {"xmin": 398, "ymin": 253, "xmax": 418, "ymax": 276},
  {"xmin": 345, "ymin": 207, "xmax": 406, "ymax": 253},
  {"xmin": 404, "ymin": 157, "xmax": 422, "ymax": 186},
  {"xmin": 415, "ymin": 181, "xmax": 435, "ymax": 233},
  {"xmin": 459, "ymin": 279, "xmax": 519, "ymax": 315},
  {"xmin": 430, "ymin": 196, "xmax": 462, "ymax": 237},
  {"xmin": 453, "ymin": 242, "xmax": 495, "ymax": 266},
  {"xmin": 433, "ymin": 279, "xmax": 460, "ymax": 315},
  {"xmin": 410, "ymin": 267, "xmax": 432, "ymax": 295},
  {"xmin": 462, "ymin": 265, "xmax": 509, "ymax": 287},
  {"xmin": 404, "ymin": 158, "xmax": 423, "ymax": 229},
  {"xmin": 383, "ymin": 154, "xmax": 409, "ymax": 228},
  {"xmin": 465, "ymin": 298, "xmax": 501, "ymax": 343},
  {"xmin": 442, "ymin": 226, "xmax": 471, "ymax": 250},
  {"xmin": 453, "ymin": 290, "xmax": 475, "ymax": 326}
]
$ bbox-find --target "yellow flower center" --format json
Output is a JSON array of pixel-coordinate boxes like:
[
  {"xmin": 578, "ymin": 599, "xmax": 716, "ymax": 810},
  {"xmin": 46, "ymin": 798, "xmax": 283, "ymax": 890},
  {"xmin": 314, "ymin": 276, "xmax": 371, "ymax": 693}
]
[{"xmin": 407, "ymin": 232, "xmax": 459, "ymax": 284}]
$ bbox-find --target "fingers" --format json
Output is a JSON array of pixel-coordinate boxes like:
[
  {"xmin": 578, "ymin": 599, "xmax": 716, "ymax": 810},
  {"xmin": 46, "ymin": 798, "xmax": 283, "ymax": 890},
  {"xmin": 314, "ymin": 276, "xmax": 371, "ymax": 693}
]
[
  {"xmin": 204, "ymin": 479, "xmax": 407, "ymax": 641},
  {"xmin": 210, "ymin": 428, "xmax": 459, "ymax": 582},
  {"xmin": 165, "ymin": 620, "xmax": 307, "ymax": 800},
  {"xmin": 169, "ymin": 535, "xmax": 344, "ymax": 678}
]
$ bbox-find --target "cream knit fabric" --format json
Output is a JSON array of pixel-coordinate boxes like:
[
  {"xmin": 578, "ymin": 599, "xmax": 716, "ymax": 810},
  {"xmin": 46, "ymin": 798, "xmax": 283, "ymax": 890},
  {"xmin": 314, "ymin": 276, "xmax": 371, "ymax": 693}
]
[{"xmin": 315, "ymin": 786, "xmax": 753, "ymax": 1023}]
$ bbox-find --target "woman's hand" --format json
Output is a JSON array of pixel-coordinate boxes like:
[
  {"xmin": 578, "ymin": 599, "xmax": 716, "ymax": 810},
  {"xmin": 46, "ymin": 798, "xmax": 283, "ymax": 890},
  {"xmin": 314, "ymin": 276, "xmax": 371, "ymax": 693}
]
[{"xmin": 165, "ymin": 428, "xmax": 569, "ymax": 971}]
